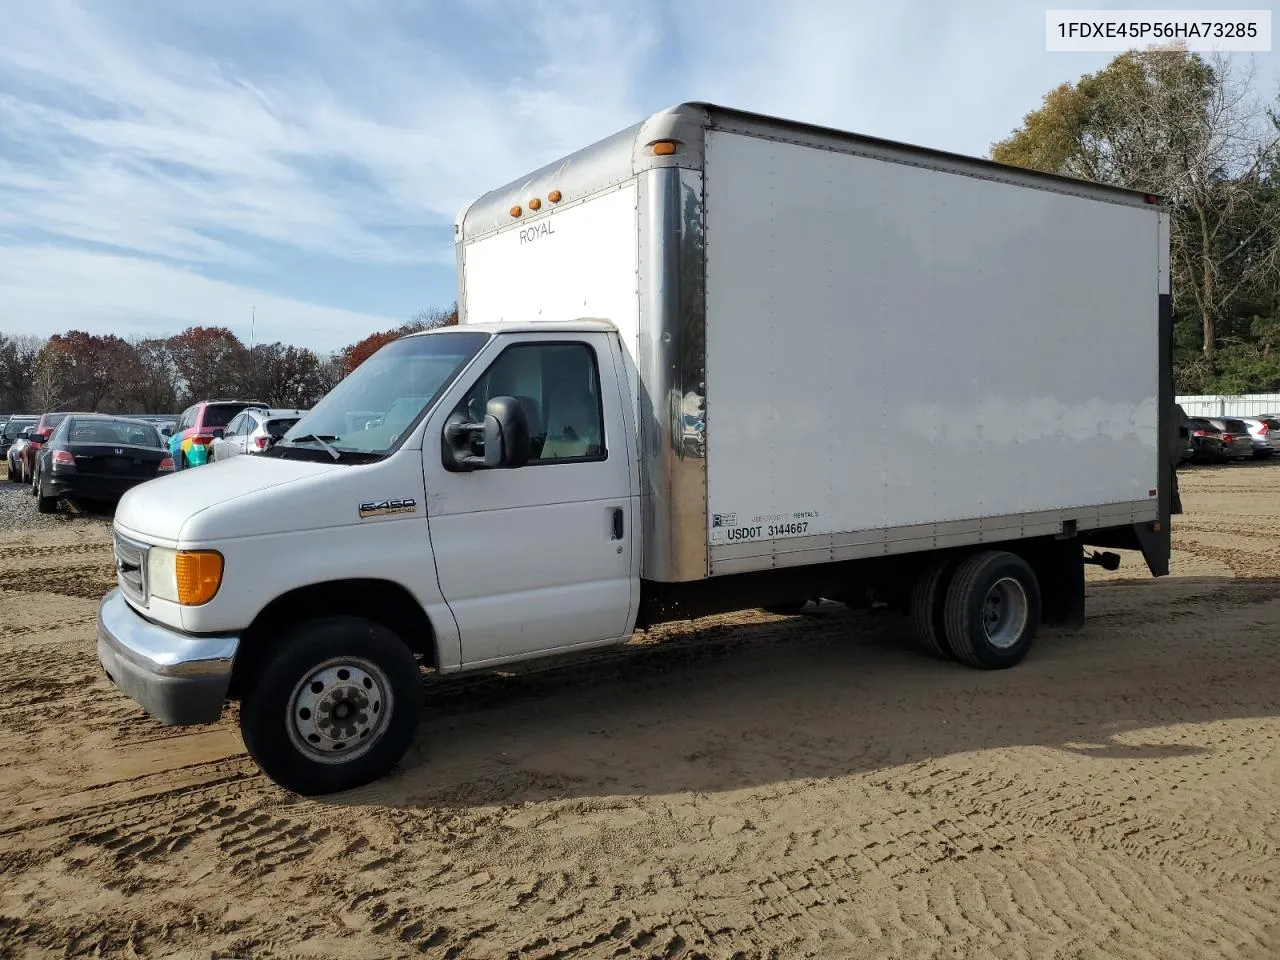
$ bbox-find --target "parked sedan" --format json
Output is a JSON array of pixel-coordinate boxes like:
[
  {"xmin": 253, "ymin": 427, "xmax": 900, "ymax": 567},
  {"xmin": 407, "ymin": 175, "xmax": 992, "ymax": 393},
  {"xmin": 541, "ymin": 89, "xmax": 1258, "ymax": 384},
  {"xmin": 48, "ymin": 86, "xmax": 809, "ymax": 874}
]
[
  {"xmin": 1206, "ymin": 417, "xmax": 1256, "ymax": 460},
  {"xmin": 1, "ymin": 415, "xmax": 37, "ymax": 475},
  {"xmin": 6, "ymin": 426, "xmax": 35, "ymax": 481},
  {"xmin": 1237, "ymin": 415, "xmax": 1280, "ymax": 457},
  {"xmin": 31, "ymin": 415, "xmax": 170, "ymax": 514},
  {"xmin": 1186, "ymin": 418, "xmax": 1230, "ymax": 463},
  {"xmin": 17, "ymin": 411, "xmax": 86, "ymax": 484},
  {"xmin": 210, "ymin": 407, "xmax": 307, "ymax": 462}
]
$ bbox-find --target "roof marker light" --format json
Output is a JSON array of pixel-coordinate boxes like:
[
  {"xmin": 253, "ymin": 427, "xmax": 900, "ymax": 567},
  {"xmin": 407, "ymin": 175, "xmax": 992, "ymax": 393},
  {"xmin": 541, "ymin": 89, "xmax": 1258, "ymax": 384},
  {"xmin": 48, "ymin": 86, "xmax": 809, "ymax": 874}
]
[{"xmin": 652, "ymin": 140, "xmax": 677, "ymax": 156}]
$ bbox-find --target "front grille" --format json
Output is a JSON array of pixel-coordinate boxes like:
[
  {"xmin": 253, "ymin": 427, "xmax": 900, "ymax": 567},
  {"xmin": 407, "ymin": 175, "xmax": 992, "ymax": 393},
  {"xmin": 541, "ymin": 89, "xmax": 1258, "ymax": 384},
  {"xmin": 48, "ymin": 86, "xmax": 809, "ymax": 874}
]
[{"xmin": 113, "ymin": 529, "xmax": 149, "ymax": 606}]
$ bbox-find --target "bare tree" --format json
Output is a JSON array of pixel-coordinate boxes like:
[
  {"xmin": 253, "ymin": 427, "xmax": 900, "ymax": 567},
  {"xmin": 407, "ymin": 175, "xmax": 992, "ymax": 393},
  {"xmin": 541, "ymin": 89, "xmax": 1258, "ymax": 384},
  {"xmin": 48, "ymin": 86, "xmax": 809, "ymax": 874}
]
[
  {"xmin": 408, "ymin": 303, "xmax": 459, "ymax": 331},
  {"xmin": 0, "ymin": 334, "xmax": 44, "ymax": 411},
  {"xmin": 31, "ymin": 348, "xmax": 69, "ymax": 412},
  {"xmin": 1124, "ymin": 53, "xmax": 1280, "ymax": 368}
]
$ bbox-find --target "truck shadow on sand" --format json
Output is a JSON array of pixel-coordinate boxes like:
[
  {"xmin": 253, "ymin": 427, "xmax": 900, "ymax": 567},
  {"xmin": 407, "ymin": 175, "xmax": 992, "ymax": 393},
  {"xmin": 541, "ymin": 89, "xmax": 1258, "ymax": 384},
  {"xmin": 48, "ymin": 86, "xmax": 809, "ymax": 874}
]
[{"xmin": 328, "ymin": 573, "xmax": 1280, "ymax": 809}]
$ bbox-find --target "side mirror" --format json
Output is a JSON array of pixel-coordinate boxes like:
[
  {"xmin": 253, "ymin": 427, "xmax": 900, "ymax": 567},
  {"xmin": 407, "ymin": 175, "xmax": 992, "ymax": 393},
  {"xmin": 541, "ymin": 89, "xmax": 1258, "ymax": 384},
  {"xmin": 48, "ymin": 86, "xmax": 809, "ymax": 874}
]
[{"xmin": 442, "ymin": 396, "xmax": 531, "ymax": 472}]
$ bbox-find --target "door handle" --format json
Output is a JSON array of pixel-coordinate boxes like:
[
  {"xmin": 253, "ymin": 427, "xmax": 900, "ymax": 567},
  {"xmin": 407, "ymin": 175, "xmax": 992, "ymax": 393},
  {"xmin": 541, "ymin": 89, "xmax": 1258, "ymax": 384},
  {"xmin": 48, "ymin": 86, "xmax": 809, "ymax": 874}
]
[{"xmin": 609, "ymin": 507, "xmax": 624, "ymax": 541}]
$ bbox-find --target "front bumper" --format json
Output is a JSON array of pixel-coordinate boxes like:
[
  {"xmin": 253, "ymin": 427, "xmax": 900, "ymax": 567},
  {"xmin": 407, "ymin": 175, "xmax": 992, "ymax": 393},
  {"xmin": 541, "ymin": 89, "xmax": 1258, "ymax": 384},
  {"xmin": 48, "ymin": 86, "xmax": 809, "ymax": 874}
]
[{"xmin": 96, "ymin": 588, "xmax": 239, "ymax": 725}]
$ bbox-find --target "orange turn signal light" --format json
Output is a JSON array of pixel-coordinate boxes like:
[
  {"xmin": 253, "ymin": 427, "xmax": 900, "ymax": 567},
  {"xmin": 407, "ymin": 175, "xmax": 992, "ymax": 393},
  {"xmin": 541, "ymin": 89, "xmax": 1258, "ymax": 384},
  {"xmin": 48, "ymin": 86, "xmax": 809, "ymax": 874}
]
[
  {"xmin": 175, "ymin": 550, "xmax": 224, "ymax": 605},
  {"xmin": 652, "ymin": 140, "xmax": 677, "ymax": 156}
]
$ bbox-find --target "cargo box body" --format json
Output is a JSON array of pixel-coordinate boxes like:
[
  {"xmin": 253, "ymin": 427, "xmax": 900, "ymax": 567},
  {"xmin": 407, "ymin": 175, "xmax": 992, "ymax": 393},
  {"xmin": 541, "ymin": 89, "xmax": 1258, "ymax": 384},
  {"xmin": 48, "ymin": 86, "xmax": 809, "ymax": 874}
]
[{"xmin": 455, "ymin": 103, "xmax": 1172, "ymax": 586}]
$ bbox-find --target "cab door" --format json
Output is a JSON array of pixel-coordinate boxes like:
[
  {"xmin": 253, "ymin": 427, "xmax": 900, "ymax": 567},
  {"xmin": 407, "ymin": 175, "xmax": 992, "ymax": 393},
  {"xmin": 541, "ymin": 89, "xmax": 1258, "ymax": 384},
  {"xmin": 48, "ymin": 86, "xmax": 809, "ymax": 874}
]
[{"xmin": 422, "ymin": 332, "xmax": 639, "ymax": 667}]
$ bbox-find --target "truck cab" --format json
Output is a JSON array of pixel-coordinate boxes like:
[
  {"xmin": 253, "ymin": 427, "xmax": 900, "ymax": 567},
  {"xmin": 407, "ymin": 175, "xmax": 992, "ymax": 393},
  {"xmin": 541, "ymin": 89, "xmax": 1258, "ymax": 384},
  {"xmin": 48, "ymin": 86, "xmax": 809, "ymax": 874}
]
[{"xmin": 98, "ymin": 321, "xmax": 641, "ymax": 795}]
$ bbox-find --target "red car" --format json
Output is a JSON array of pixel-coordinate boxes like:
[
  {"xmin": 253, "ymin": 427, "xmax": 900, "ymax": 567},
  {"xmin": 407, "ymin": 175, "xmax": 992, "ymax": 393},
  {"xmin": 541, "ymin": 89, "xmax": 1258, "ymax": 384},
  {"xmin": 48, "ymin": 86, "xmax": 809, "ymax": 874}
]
[{"xmin": 16, "ymin": 411, "xmax": 85, "ymax": 484}]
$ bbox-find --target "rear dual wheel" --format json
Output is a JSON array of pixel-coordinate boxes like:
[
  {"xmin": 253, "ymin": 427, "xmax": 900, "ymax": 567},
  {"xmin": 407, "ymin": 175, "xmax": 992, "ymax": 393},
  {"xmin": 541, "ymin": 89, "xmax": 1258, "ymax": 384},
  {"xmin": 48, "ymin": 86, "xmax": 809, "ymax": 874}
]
[{"xmin": 910, "ymin": 550, "xmax": 1040, "ymax": 669}]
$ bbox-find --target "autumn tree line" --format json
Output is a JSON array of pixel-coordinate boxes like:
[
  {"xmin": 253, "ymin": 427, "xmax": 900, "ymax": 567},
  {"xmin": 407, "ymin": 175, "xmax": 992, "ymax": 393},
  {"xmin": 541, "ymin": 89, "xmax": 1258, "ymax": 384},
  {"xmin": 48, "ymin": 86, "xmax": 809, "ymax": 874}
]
[
  {"xmin": 0, "ymin": 305, "xmax": 457, "ymax": 415},
  {"xmin": 993, "ymin": 48, "xmax": 1280, "ymax": 394}
]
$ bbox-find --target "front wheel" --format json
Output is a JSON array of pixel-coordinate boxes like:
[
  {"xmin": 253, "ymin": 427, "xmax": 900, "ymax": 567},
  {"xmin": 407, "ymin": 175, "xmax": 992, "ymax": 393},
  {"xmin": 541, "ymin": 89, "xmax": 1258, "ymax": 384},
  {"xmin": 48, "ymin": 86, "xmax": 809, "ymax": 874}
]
[
  {"xmin": 942, "ymin": 550, "xmax": 1041, "ymax": 669},
  {"xmin": 238, "ymin": 616, "xmax": 423, "ymax": 796}
]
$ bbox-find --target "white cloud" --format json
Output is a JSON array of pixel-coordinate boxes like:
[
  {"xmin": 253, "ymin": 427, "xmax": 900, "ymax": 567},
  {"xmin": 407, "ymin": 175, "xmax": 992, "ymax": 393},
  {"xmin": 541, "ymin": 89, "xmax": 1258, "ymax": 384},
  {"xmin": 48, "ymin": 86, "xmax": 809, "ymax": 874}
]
[
  {"xmin": 0, "ymin": 246, "xmax": 400, "ymax": 355},
  {"xmin": 2, "ymin": 0, "xmax": 1276, "ymax": 351}
]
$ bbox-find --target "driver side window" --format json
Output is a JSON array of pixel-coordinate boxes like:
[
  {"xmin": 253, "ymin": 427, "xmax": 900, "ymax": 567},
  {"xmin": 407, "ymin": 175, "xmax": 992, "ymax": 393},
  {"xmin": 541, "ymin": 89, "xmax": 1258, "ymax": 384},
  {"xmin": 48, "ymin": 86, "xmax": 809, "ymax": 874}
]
[{"xmin": 456, "ymin": 341, "xmax": 607, "ymax": 464}]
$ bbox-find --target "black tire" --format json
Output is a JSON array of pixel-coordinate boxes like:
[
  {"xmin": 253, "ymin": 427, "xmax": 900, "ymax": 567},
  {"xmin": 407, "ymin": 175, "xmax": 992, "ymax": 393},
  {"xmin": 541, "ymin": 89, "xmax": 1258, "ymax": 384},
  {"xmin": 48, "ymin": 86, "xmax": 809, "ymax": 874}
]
[
  {"xmin": 942, "ymin": 550, "xmax": 1041, "ymax": 670},
  {"xmin": 238, "ymin": 615, "xmax": 423, "ymax": 796},
  {"xmin": 909, "ymin": 556, "xmax": 957, "ymax": 660},
  {"xmin": 35, "ymin": 474, "xmax": 57, "ymax": 514},
  {"xmin": 29, "ymin": 464, "xmax": 38, "ymax": 496},
  {"xmin": 763, "ymin": 601, "xmax": 807, "ymax": 616}
]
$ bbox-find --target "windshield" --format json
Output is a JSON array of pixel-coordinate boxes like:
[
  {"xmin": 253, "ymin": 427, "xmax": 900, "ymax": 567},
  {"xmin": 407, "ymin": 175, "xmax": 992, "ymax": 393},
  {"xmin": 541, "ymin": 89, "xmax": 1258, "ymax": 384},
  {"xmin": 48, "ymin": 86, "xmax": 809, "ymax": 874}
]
[
  {"xmin": 276, "ymin": 330, "xmax": 489, "ymax": 458},
  {"xmin": 3, "ymin": 420, "xmax": 34, "ymax": 440}
]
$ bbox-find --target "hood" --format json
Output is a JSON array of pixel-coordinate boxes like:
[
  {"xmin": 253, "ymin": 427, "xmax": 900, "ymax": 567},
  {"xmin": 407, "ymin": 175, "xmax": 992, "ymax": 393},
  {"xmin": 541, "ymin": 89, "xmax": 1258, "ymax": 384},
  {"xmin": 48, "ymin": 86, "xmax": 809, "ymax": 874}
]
[{"xmin": 115, "ymin": 455, "xmax": 336, "ymax": 543}]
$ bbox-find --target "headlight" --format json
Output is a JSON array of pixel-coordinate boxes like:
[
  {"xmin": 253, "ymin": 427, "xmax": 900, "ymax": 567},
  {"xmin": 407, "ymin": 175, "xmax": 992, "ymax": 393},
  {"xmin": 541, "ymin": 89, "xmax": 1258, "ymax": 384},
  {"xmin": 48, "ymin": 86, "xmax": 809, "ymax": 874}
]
[{"xmin": 146, "ymin": 546, "xmax": 224, "ymax": 605}]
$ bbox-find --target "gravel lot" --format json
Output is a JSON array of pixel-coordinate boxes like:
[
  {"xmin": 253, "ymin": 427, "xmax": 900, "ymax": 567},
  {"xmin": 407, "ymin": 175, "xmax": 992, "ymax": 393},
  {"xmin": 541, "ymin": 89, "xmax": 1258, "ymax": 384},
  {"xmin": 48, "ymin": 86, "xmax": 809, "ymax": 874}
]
[{"xmin": 0, "ymin": 463, "xmax": 1278, "ymax": 959}]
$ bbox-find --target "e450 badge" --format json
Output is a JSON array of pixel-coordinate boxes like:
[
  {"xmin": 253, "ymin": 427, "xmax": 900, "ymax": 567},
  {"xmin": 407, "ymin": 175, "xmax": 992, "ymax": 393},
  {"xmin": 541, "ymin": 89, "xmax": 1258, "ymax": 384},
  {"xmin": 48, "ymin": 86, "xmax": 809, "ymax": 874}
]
[{"xmin": 358, "ymin": 497, "xmax": 418, "ymax": 519}]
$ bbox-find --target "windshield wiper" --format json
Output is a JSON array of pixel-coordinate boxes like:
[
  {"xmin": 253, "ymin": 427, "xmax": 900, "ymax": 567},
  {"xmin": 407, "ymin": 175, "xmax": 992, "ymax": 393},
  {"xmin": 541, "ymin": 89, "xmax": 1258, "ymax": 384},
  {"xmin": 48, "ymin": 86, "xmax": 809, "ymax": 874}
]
[{"xmin": 285, "ymin": 433, "xmax": 342, "ymax": 461}]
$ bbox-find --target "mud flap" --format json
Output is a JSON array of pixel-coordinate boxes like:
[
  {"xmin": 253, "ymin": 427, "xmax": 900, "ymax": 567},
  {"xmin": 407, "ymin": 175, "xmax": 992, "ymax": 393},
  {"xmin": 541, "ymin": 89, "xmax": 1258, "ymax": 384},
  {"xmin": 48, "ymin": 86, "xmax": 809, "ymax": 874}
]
[{"xmin": 1133, "ymin": 519, "xmax": 1171, "ymax": 578}]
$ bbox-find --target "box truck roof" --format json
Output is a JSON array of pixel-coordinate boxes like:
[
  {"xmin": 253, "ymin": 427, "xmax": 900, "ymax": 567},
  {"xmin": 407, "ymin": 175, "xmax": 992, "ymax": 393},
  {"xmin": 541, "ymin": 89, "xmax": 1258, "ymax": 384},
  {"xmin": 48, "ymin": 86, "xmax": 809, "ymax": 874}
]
[
  {"xmin": 456, "ymin": 101, "xmax": 1162, "ymax": 243},
  {"xmin": 408, "ymin": 318, "xmax": 618, "ymax": 338}
]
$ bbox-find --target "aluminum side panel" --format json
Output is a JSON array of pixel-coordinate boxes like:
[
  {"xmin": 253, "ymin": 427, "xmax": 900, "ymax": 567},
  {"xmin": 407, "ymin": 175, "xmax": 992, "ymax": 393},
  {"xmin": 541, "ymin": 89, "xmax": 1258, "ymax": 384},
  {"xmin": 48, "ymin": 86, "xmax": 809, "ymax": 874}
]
[
  {"xmin": 636, "ymin": 167, "xmax": 709, "ymax": 582},
  {"xmin": 460, "ymin": 181, "xmax": 642, "ymax": 430},
  {"xmin": 702, "ymin": 129, "xmax": 1161, "ymax": 555}
]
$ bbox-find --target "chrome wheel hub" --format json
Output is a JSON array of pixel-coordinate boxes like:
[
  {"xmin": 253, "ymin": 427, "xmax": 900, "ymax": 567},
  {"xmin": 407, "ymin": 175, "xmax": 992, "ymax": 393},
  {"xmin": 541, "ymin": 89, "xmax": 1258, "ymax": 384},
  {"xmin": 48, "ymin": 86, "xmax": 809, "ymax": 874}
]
[
  {"xmin": 982, "ymin": 577, "xmax": 1029, "ymax": 650},
  {"xmin": 286, "ymin": 657, "xmax": 393, "ymax": 764}
]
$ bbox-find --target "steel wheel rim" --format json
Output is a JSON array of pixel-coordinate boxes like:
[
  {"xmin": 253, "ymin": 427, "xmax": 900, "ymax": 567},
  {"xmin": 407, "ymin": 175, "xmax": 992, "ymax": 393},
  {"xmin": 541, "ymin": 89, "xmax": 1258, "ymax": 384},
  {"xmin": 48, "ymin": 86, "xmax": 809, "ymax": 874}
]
[
  {"xmin": 982, "ymin": 576, "xmax": 1028, "ymax": 649},
  {"xmin": 286, "ymin": 656, "xmax": 394, "ymax": 764}
]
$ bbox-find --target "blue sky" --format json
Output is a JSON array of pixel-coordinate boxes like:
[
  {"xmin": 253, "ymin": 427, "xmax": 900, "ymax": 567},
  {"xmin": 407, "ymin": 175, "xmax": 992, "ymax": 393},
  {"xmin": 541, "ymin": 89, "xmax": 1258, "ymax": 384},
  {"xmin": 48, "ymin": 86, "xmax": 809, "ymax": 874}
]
[{"xmin": 1, "ymin": 0, "xmax": 1276, "ymax": 354}]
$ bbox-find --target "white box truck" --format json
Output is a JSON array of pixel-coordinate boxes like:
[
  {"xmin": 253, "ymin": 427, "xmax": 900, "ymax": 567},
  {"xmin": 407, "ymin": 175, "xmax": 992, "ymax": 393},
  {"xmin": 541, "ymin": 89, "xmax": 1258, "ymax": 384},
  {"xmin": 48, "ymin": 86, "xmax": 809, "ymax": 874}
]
[{"xmin": 96, "ymin": 103, "xmax": 1174, "ymax": 795}]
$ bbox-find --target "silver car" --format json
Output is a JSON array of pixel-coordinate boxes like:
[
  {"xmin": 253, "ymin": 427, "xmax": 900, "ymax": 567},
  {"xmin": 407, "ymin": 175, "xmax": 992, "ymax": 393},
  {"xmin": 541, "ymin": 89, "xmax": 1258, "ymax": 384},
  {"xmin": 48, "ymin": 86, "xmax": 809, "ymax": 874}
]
[
  {"xmin": 210, "ymin": 407, "xmax": 307, "ymax": 462},
  {"xmin": 1237, "ymin": 415, "xmax": 1280, "ymax": 457},
  {"xmin": 1206, "ymin": 417, "xmax": 1255, "ymax": 460}
]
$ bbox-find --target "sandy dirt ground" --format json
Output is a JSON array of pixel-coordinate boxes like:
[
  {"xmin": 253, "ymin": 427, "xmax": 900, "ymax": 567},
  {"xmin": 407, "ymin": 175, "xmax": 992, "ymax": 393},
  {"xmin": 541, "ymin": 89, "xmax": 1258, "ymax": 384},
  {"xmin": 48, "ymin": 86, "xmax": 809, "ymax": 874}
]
[{"xmin": 0, "ymin": 464, "xmax": 1278, "ymax": 959}]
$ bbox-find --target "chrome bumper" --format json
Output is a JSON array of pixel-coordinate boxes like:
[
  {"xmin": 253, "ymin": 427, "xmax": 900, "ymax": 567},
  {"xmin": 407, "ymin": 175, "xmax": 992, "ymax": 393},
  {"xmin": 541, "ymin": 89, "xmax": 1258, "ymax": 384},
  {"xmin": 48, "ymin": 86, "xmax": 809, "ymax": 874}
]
[{"xmin": 96, "ymin": 588, "xmax": 239, "ymax": 726}]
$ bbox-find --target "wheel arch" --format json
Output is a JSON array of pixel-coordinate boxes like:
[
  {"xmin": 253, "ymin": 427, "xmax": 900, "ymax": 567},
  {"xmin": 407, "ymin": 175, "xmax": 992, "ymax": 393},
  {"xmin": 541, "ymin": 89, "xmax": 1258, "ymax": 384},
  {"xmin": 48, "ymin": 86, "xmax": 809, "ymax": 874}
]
[{"xmin": 229, "ymin": 578, "xmax": 440, "ymax": 699}]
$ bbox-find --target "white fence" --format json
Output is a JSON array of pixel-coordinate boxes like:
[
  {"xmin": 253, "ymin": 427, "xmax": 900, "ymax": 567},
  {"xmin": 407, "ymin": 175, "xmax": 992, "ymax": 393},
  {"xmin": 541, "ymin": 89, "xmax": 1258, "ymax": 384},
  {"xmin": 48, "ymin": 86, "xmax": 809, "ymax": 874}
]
[{"xmin": 1176, "ymin": 393, "xmax": 1280, "ymax": 418}]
